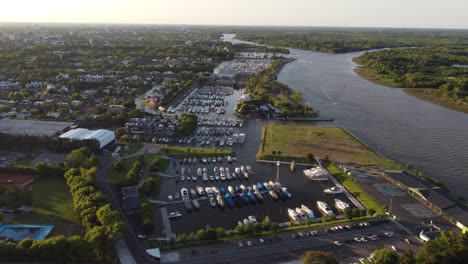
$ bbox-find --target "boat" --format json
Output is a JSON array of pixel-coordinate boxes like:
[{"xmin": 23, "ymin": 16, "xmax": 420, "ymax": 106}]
[
  {"xmin": 243, "ymin": 219, "xmax": 249, "ymax": 225},
  {"xmin": 181, "ymin": 175, "xmax": 185, "ymax": 182},
  {"xmin": 301, "ymin": 204, "xmax": 315, "ymax": 219},
  {"xmin": 209, "ymin": 174, "xmax": 215, "ymax": 181},
  {"xmin": 227, "ymin": 156, "xmax": 232, "ymax": 163},
  {"xmin": 243, "ymin": 172, "xmax": 249, "ymax": 180},
  {"xmin": 231, "ymin": 172, "xmax": 237, "ymax": 180},
  {"xmin": 214, "ymin": 167, "xmax": 219, "ymax": 173},
  {"xmin": 246, "ymin": 165, "xmax": 254, "ymax": 174},
  {"xmin": 275, "ymin": 182, "xmax": 283, "ymax": 188},
  {"xmin": 212, "ymin": 157, "xmax": 216, "ymax": 163},
  {"xmin": 238, "ymin": 133, "xmax": 245, "ymax": 143},
  {"xmin": 224, "ymin": 194, "xmax": 235, "ymax": 207},
  {"xmin": 181, "ymin": 188, "xmax": 189, "ymax": 200},
  {"xmin": 203, "ymin": 172, "xmax": 208, "ymax": 182},
  {"xmin": 202, "ymin": 157, "xmax": 207, "ymax": 163},
  {"xmin": 240, "ymin": 184, "xmax": 247, "ymax": 192},
  {"xmin": 235, "ymin": 167, "xmax": 241, "ymax": 175},
  {"xmin": 193, "ymin": 157, "xmax": 198, "ymax": 164},
  {"xmin": 219, "ymin": 187, "xmax": 227, "ymax": 196},
  {"xmin": 276, "ymin": 189, "xmax": 287, "ymax": 200},
  {"xmin": 247, "ymin": 191, "xmax": 257, "ymax": 203},
  {"xmin": 212, "ymin": 186, "xmax": 220, "ymax": 196},
  {"xmin": 192, "ymin": 175, "xmax": 197, "ymax": 182},
  {"xmin": 226, "ymin": 172, "xmax": 232, "ymax": 181},
  {"xmin": 269, "ymin": 190, "xmax": 278, "ymax": 200},
  {"xmin": 205, "ymin": 187, "xmax": 213, "ymax": 197},
  {"xmin": 220, "ymin": 173, "xmax": 226, "ymax": 181},
  {"xmin": 248, "ymin": 215, "xmax": 257, "ymax": 224},
  {"xmin": 317, "ymin": 201, "xmax": 334, "ymax": 216},
  {"xmin": 240, "ymin": 165, "xmax": 246, "ymax": 173},
  {"xmin": 269, "ymin": 181, "xmax": 276, "ymax": 189},
  {"xmin": 254, "ymin": 191, "xmax": 264, "ymax": 200},
  {"xmin": 181, "ymin": 167, "xmax": 186, "ymax": 176},
  {"xmin": 324, "ymin": 186, "xmax": 344, "ymax": 194},
  {"xmin": 257, "ymin": 182, "xmax": 265, "ymax": 191},
  {"xmin": 281, "ymin": 187, "xmax": 292, "ymax": 198},
  {"xmin": 303, "ymin": 166, "xmax": 329, "ymax": 181},
  {"xmin": 217, "ymin": 156, "xmax": 222, "ymax": 163},
  {"xmin": 209, "ymin": 197, "xmax": 217, "ymax": 207},
  {"xmin": 288, "ymin": 208, "xmax": 299, "ymax": 221},
  {"xmin": 335, "ymin": 199, "xmax": 350, "ymax": 211},
  {"xmin": 238, "ymin": 221, "xmax": 243, "ymax": 227},
  {"xmin": 197, "ymin": 168, "xmax": 202, "ymax": 177},
  {"xmin": 240, "ymin": 193, "xmax": 249, "ymax": 204},
  {"xmin": 295, "ymin": 207, "xmax": 308, "ymax": 221},
  {"xmin": 190, "ymin": 188, "xmax": 197, "ymax": 198},
  {"xmin": 168, "ymin": 211, "xmax": 182, "ymax": 219},
  {"xmin": 185, "ymin": 200, "xmax": 193, "ymax": 211},
  {"xmin": 235, "ymin": 185, "xmax": 242, "ymax": 194},
  {"xmin": 192, "ymin": 199, "xmax": 200, "ymax": 210},
  {"xmin": 252, "ymin": 184, "xmax": 259, "ymax": 192},
  {"xmin": 215, "ymin": 173, "xmax": 220, "ymax": 181},
  {"xmin": 228, "ymin": 186, "xmax": 236, "ymax": 196},
  {"xmin": 290, "ymin": 160, "xmax": 296, "ymax": 172},
  {"xmin": 226, "ymin": 168, "xmax": 230, "ymax": 177},
  {"xmin": 216, "ymin": 195, "xmax": 225, "ymax": 207},
  {"xmin": 188, "ymin": 158, "xmax": 192, "ymax": 164}
]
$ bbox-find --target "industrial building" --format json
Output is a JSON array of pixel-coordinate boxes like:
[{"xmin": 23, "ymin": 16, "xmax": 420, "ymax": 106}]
[
  {"xmin": 59, "ymin": 128, "xmax": 115, "ymax": 149},
  {"xmin": 0, "ymin": 119, "xmax": 73, "ymax": 137}
]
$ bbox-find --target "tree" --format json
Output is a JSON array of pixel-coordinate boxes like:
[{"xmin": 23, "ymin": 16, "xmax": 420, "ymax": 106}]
[
  {"xmin": 399, "ymin": 250, "xmax": 416, "ymax": 264},
  {"xmin": 344, "ymin": 208, "xmax": 352, "ymax": 219},
  {"xmin": 351, "ymin": 208, "xmax": 361, "ymax": 218},
  {"xmin": 0, "ymin": 212, "xmax": 3, "ymax": 223},
  {"xmin": 302, "ymin": 250, "xmax": 338, "ymax": 264},
  {"xmin": 307, "ymin": 153, "xmax": 315, "ymax": 163},
  {"xmin": 368, "ymin": 208, "xmax": 376, "ymax": 216},
  {"xmin": 416, "ymin": 231, "xmax": 468, "ymax": 264},
  {"xmin": 216, "ymin": 227, "xmax": 226, "ymax": 238},
  {"xmin": 369, "ymin": 248, "xmax": 399, "ymax": 264}
]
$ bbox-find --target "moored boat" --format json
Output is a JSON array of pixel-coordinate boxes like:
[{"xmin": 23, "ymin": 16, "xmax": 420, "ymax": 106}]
[
  {"xmin": 281, "ymin": 187, "xmax": 292, "ymax": 198},
  {"xmin": 324, "ymin": 186, "xmax": 344, "ymax": 194},
  {"xmin": 288, "ymin": 208, "xmax": 299, "ymax": 221},
  {"xmin": 181, "ymin": 188, "xmax": 189, "ymax": 200},
  {"xmin": 216, "ymin": 195, "xmax": 225, "ymax": 207},
  {"xmin": 317, "ymin": 201, "xmax": 334, "ymax": 216},
  {"xmin": 303, "ymin": 166, "xmax": 329, "ymax": 181},
  {"xmin": 192, "ymin": 199, "xmax": 200, "ymax": 210},
  {"xmin": 335, "ymin": 198, "xmax": 350, "ymax": 211},
  {"xmin": 269, "ymin": 190, "xmax": 278, "ymax": 200},
  {"xmin": 301, "ymin": 204, "xmax": 315, "ymax": 219},
  {"xmin": 209, "ymin": 197, "xmax": 217, "ymax": 207},
  {"xmin": 185, "ymin": 200, "xmax": 193, "ymax": 211},
  {"xmin": 295, "ymin": 207, "xmax": 308, "ymax": 221}
]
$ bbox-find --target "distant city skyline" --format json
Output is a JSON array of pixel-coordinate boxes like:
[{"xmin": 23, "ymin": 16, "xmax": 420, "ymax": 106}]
[{"xmin": 1, "ymin": 0, "xmax": 468, "ymax": 29}]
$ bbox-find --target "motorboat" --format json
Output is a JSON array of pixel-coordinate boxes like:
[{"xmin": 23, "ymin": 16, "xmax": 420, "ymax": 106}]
[
  {"xmin": 254, "ymin": 191, "xmax": 264, "ymax": 200},
  {"xmin": 257, "ymin": 182, "xmax": 265, "ymax": 191},
  {"xmin": 276, "ymin": 189, "xmax": 287, "ymax": 200},
  {"xmin": 235, "ymin": 185, "xmax": 242, "ymax": 194},
  {"xmin": 231, "ymin": 172, "xmax": 237, "ymax": 180},
  {"xmin": 192, "ymin": 199, "xmax": 200, "ymax": 210},
  {"xmin": 235, "ymin": 167, "xmax": 241, "ymax": 175},
  {"xmin": 246, "ymin": 165, "xmax": 254, "ymax": 174},
  {"xmin": 190, "ymin": 188, "xmax": 197, "ymax": 198},
  {"xmin": 288, "ymin": 208, "xmax": 299, "ymax": 221},
  {"xmin": 212, "ymin": 157, "xmax": 217, "ymax": 163},
  {"xmin": 215, "ymin": 173, "xmax": 220, "ymax": 181},
  {"xmin": 247, "ymin": 191, "xmax": 257, "ymax": 203},
  {"xmin": 226, "ymin": 171, "xmax": 232, "ymax": 181},
  {"xmin": 209, "ymin": 197, "xmax": 217, "ymax": 207},
  {"xmin": 243, "ymin": 172, "xmax": 249, "ymax": 180},
  {"xmin": 238, "ymin": 133, "xmax": 245, "ymax": 143},
  {"xmin": 335, "ymin": 199, "xmax": 350, "ymax": 211},
  {"xmin": 301, "ymin": 204, "xmax": 315, "ymax": 219},
  {"xmin": 317, "ymin": 201, "xmax": 334, "ymax": 216},
  {"xmin": 275, "ymin": 182, "xmax": 283, "ymax": 188},
  {"xmin": 269, "ymin": 181, "xmax": 276, "ymax": 189},
  {"xmin": 219, "ymin": 187, "xmax": 227, "ymax": 196},
  {"xmin": 217, "ymin": 156, "xmax": 222, "ymax": 163},
  {"xmin": 281, "ymin": 187, "xmax": 292, "ymax": 198},
  {"xmin": 263, "ymin": 182, "xmax": 271, "ymax": 190},
  {"xmin": 192, "ymin": 175, "xmax": 197, "ymax": 182},
  {"xmin": 181, "ymin": 175, "xmax": 185, "ymax": 182},
  {"xmin": 269, "ymin": 190, "xmax": 278, "ymax": 200},
  {"xmin": 205, "ymin": 187, "xmax": 213, "ymax": 197},
  {"xmin": 226, "ymin": 168, "xmax": 230, "ymax": 177},
  {"xmin": 224, "ymin": 194, "xmax": 235, "ymax": 207},
  {"xmin": 203, "ymin": 172, "xmax": 208, "ymax": 182},
  {"xmin": 168, "ymin": 211, "xmax": 182, "ymax": 219},
  {"xmin": 227, "ymin": 156, "xmax": 232, "ymax": 164},
  {"xmin": 212, "ymin": 186, "xmax": 220, "ymax": 196},
  {"xmin": 240, "ymin": 165, "xmax": 246, "ymax": 173},
  {"xmin": 252, "ymin": 185, "xmax": 259, "ymax": 192},
  {"xmin": 181, "ymin": 188, "xmax": 189, "ymax": 200},
  {"xmin": 181, "ymin": 167, "xmax": 186, "ymax": 176},
  {"xmin": 238, "ymin": 221, "xmax": 243, "ymax": 227},
  {"xmin": 209, "ymin": 174, "xmax": 215, "ymax": 181},
  {"xmin": 214, "ymin": 167, "xmax": 219, "ymax": 173},
  {"xmin": 228, "ymin": 186, "xmax": 236, "ymax": 196},
  {"xmin": 196, "ymin": 186, "xmax": 206, "ymax": 196},
  {"xmin": 303, "ymin": 166, "xmax": 329, "ymax": 181},
  {"xmin": 243, "ymin": 218, "xmax": 249, "ymax": 225},
  {"xmin": 295, "ymin": 207, "xmax": 308, "ymax": 221},
  {"xmin": 324, "ymin": 186, "xmax": 344, "ymax": 194},
  {"xmin": 197, "ymin": 168, "xmax": 202, "ymax": 177},
  {"xmin": 216, "ymin": 195, "xmax": 225, "ymax": 207},
  {"xmin": 248, "ymin": 215, "xmax": 257, "ymax": 224},
  {"xmin": 240, "ymin": 193, "xmax": 249, "ymax": 204},
  {"xmin": 184, "ymin": 200, "xmax": 193, "ymax": 211}
]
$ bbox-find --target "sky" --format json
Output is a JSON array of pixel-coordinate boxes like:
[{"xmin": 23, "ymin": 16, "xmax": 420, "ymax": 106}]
[{"xmin": 1, "ymin": 0, "xmax": 468, "ymax": 29}]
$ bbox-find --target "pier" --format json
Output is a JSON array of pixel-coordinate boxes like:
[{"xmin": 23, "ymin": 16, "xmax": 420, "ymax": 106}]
[
  {"xmin": 273, "ymin": 116, "xmax": 335, "ymax": 122},
  {"xmin": 256, "ymin": 159, "xmax": 315, "ymax": 167}
]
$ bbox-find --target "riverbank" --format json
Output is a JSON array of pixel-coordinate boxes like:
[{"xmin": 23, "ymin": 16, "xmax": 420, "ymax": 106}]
[{"xmin": 353, "ymin": 60, "xmax": 468, "ymax": 114}]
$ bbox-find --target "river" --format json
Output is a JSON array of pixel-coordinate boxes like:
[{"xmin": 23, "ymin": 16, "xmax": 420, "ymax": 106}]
[{"xmin": 223, "ymin": 34, "xmax": 468, "ymax": 198}]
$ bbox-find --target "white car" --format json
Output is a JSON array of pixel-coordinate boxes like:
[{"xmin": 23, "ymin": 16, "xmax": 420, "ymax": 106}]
[
  {"xmin": 238, "ymin": 242, "xmax": 244, "ymax": 247},
  {"xmin": 354, "ymin": 237, "xmax": 361, "ymax": 243},
  {"xmin": 247, "ymin": 241, "xmax": 253, "ymax": 246},
  {"xmin": 360, "ymin": 237, "xmax": 368, "ymax": 242},
  {"xmin": 385, "ymin": 232, "xmax": 394, "ymax": 237},
  {"xmin": 333, "ymin": 241, "xmax": 342, "ymax": 246},
  {"xmin": 259, "ymin": 238, "xmax": 265, "ymax": 243},
  {"xmin": 137, "ymin": 234, "xmax": 146, "ymax": 239},
  {"xmin": 168, "ymin": 195, "xmax": 173, "ymax": 201},
  {"xmin": 391, "ymin": 245, "xmax": 397, "ymax": 251}
]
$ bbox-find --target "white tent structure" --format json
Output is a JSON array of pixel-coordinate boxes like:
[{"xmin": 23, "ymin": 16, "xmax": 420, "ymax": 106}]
[{"xmin": 59, "ymin": 128, "xmax": 115, "ymax": 149}]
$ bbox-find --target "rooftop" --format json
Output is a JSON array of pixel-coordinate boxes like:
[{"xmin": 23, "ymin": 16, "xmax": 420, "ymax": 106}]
[{"xmin": 0, "ymin": 119, "xmax": 73, "ymax": 137}]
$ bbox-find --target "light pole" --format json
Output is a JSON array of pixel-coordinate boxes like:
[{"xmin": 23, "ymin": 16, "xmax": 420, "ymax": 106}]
[{"xmin": 276, "ymin": 160, "xmax": 281, "ymax": 183}]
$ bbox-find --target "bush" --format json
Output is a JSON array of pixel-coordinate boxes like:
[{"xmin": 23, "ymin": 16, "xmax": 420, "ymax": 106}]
[{"xmin": 368, "ymin": 208, "xmax": 376, "ymax": 216}]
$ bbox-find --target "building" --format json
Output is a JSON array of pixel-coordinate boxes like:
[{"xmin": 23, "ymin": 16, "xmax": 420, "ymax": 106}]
[
  {"xmin": 121, "ymin": 186, "xmax": 140, "ymax": 215},
  {"xmin": 0, "ymin": 119, "xmax": 73, "ymax": 137},
  {"xmin": 59, "ymin": 128, "xmax": 115, "ymax": 150},
  {"xmin": 383, "ymin": 171, "xmax": 468, "ymax": 232}
]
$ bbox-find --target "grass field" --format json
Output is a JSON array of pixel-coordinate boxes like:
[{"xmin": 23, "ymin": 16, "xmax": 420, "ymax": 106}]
[
  {"xmin": 161, "ymin": 146, "xmax": 234, "ymax": 158},
  {"xmin": 106, "ymin": 153, "xmax": 159, "ymax": 188},
  {"xmin": 324, "ymin": 161, "xmax": 385, "ymax": 215},
  {"xmin": 257, "ymin": 125, "xmax": 398, "ymax": 169},
  {"xmin": 10, "ymin": 177, "xmax": 81, "ymax": 236}
]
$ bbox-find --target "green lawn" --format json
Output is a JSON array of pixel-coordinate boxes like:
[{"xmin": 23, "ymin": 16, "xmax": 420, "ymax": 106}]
[
  {"xmin": 12, "ymin": 154, "xmax": 38, "ymax": 166},
  {"xmin": 324, "ymin": 161, "xmax": 385, "ymax": 215},
  {"xmin": 106, "ymin": 153, "xmax": 161, "ymax": 188},
  {"xmin": 258, "ymin": 125, "xmax": 398, "ymax": 169},
  {"xmin": 10, "ymin": 177, "xmax": 81, "ymax": 236},
  {"xmin": 161, "ymin": 146, "xmax": 234, "ymax": 158},
  {"xmin": 116, "ymin": 143, "xmax": 144, "ymax": 157}
]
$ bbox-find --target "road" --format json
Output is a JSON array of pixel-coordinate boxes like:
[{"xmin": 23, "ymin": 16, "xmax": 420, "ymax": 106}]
[
  {"xmin": 165, "ymin": 222, "xmax": 413, "ymax": 264},
  {"xmin": 97, "ymin": 156, "xmax": 158, "ymax": 264}
]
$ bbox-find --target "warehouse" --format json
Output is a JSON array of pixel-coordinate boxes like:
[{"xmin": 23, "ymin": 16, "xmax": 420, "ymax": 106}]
[
  {"xmin": 59, "ymin": 128, "xmax": 115, "ymax": 149},
  {"xmin": 0, "ymin": 119, "xmax": 73, "ymax": 137}
]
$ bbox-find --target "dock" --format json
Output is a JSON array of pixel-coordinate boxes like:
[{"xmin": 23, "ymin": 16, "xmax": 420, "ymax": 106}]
[
  {"xmin": 256, "ymin": 159, "xmax": 315, "ymax": 167},
  {"xmin": 160, "ymin": 207, "xmax": 176, "ymax": 240},
  {"xmin": 273, "ymin": 116, "xmax": 335, "ymax": 122}
]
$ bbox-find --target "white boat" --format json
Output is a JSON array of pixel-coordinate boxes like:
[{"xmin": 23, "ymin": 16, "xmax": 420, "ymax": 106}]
[
  {"xmin": 238, "ymin": 221, "xmax": 244, "ymax": 227},
  {"xmin": 209, "ymin": 174, "xmax": 215, "ymax": 181},
  {"xmin": 303, "ymin": 166, "xmax": 329, "ymax": 181},
  {"xmin": 181, "ymin": 175, "xmax": 185, "ymax": 182},
  {"xmin": 168, "ymin": 211, "xmax": 182, "ymax": 219},
  {"xmin": 209, "ymin": 197, "xmax": 217, "ymax": 207},
  {"xmin": 269, "ymin": 190, "xmax": 278, "ymax": 200},
  {"xmin": 192, "ymin": 199, "xmax": 200, "ymax": 209},
  {"xmin": 181, "ymin": 188, "xmax": 189, "ymax": 200},
  {"xmin": 295, "ymin": 207, "xmax": 308, "ymax": 221},
  {"xmin": 240, "ymin": 184, "xmax": 247, "ymax": 192},
  {"xmin": 248, "ymin": 215, "xmax": 257, "ymax": 224},
  {"xmin": 335, "ymin": 199, "xmax": 350, "ymax": 211},
  {"xmin": 243, "ymin": 172, "xmax": 249, "ymax": 179},
  {"xmin": 228, "ymin": 186, "xmax": 236, "ymax": 196},
  {"xmin": 281, "ymin": 187, "xmax": 292, "ymax": 198},
  {"xmin": 197, "ymin": 168, "xmax": 202, "ymax": 177},
  {"xmin": 238, "ymin": 133, "xmax": 245, "ymax": 144},
  {"xmin": 227, "ymin": 156, "xmax": 232, "ymax": 163},
  {"xmin": 226, "ymin": 171, "xmax": 232, "ymax": 181},
  {"xmin": 243, "ymin": 219, "xmax": 249, "ymax": 225},
  {"xmin": 252, "ymin": 185, "xmax": 259, "ymax": 192},
  {"xmin": 301, "ymin": 204, "xmax": 315, "ymax": 219},
  {"xmin": 269, "ymin": 181, "xmax": 276, "ymax": 189},
  {"xmin": 317, "ymin": 201, "xmax": 334, "ymax": 216},
  {"xmin": 246, "ymin": 166, "xmax": 254, "ymax": 174},
  {"xmin": 205, "ymin": 187, "xmax": 213, "ymax": 197},
  {"xmin": 240, "ymin": 165, "xmax": 246, "ymax": 173},
  {"xmin": 192, "ymin": 175, "xmax": 197, "ymax": 181},
  {"xmin": 181, "ymin": 167, "xmax": 186, "ymax": 176},
  {"xmin": 203, "ymin": 172, "xmax": 208, "ymax": 182},
  {"xmin": 263, "ymin": 182, "xmax": 271, "ymax": 190},
  {"xmin": 254, "ymin": 191, "xmax": 264, "ymax": 200},
  {"xmin": 288, "ymin": 208, "xmax": 299, "ymax": 221},
  {"xmin": 235, "ymin": 167, "xmax": 241, "ymax": 175},
  {"xmin": 324, "ymin": 186, "xmax": 344, "ymax": 194},
  {"xmin": 215, "ymin": 174, "xmax": 220, "ymax": 181},
  {"xmin": 196, "ymin": 186, "xmax": 205, "ymax": 196},
  {"xmin": 226, "ymin": 168, "xmax": 230, "ymax": 177},
  {"xmin": 212, "ymin": 186, "xmax": 220, "ymax": 196},
  {"xmin": 216, "ymin": 195, "xmax": 225, "ymax": 207}
]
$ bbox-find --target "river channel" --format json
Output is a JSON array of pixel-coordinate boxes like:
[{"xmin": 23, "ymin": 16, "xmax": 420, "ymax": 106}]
[{"xmin": 223, "ymin": 34, "xmax": 468, "ymax": 198}]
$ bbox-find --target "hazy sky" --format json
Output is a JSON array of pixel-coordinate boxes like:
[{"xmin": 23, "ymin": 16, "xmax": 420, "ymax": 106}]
[{"xmin": 1, "ymin": 0, "xmax": 468, "ymax": 29}]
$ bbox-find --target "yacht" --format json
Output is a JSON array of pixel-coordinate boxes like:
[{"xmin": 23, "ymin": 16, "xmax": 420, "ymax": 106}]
[
  {"xmin": 269, "ymin": 190, "xmax": 278, "ymax": 200},
  {"xmin": 192, "ymin": 199, "xmax": 200, "ymax": 210},
  {"xmin": 317, "ymin": 201, "xmax": 334, "ymax": 216},
  {"xmin": 243, "ymin": 172, "xmax": 249, "ymax": 180},
  {"xmin": 288, "ymin": 208, "xmax": 299, "ymax": 221},
  {"xmin": 301, "ymin": 204, "xmax": 315, "ymax": 219},
  {"xmin": 197, "ymin": 168, "xmax": 202, "ymax": 177},
  {"xmin": 203, "ymin": 172, "xmax": 208, "ymax": 182},
  {"xmin": 181, "ymin": 188, "xmax": 189, "ymax": 200},
  {"xmin": 184, "ymin": 200, "xmax": 193, "ymax": 211},
  {"xmin": 216, "ymin": 195, "xmax": 225, "ymax": 207},
  {"xmin": 248, "ymin": 215, "xmax": 257, "ymax": 224},
  {"xmin": 254, "ymin": 191, "xmax": 264, "ymax": 200},
  {"xmin": 295, "ymin": 207, "xmax": 308, "ymax": 221},
  {"xmin": 324, "ymin": 186, "xmax": 344, "ymax": 194},
  {"xmin": 168, "ymin": 211, "xmax": 182, "ymax": 219},
  {"xmin": 303, "ymin": 166, "xmax": 329, "ymax": 181},
  {"xmin": 238, "ymin": 133, "xmax": 245, "ymax": 144},
  {"xmin": 209, "ymin": 197, "xmax": 217, "ymax": 207},
  {"xmin": 190, "ymin": 188, "xmax": 197, "ymax": 198},
  {"xmin": 228, "ymin": 186, "xmax": 236, "ymax": 196},
  {"xmin": 335, "ymin": 199, "xmax": 350, "ymax": 211}
]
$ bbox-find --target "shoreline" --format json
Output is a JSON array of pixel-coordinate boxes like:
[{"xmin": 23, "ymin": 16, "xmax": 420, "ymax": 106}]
[{"xmin": 353, "ymin": 63, "xmax": 468, "ymax": 114}]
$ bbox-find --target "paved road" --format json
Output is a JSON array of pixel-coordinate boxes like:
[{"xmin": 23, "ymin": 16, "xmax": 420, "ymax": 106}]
[
  {"xmin": 165, "ymin": 223, "xmax": 409, "ymax": 264},
  {"xmin": 97, "ymin": 156, "xmax": 158, "ymax": 264}
]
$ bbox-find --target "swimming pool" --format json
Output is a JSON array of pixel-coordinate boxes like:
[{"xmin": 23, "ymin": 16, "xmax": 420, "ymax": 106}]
[{"xmin": 0, "ymin": 225, "xmax": 54, "ymax": 241}]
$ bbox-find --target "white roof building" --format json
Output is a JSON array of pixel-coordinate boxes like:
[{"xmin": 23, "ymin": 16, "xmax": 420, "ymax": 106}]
[{"xmin": 59, "ymin": 128, "xmax": 115, "ymax": 149}]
